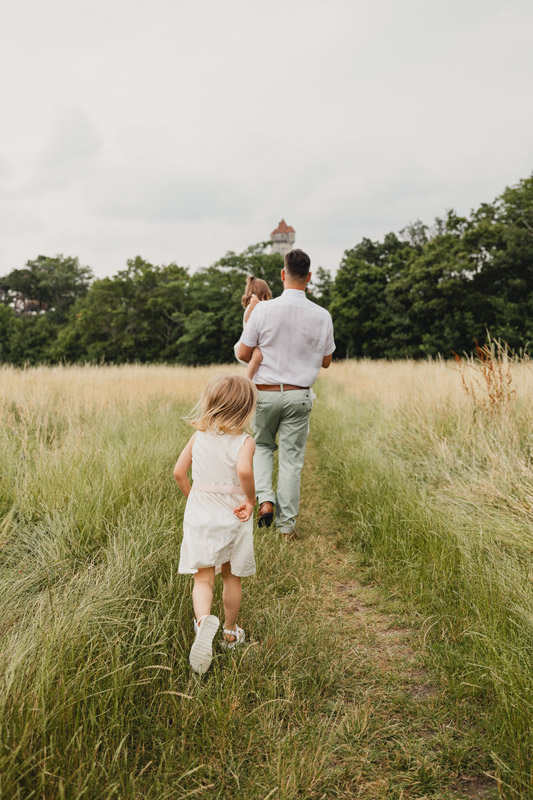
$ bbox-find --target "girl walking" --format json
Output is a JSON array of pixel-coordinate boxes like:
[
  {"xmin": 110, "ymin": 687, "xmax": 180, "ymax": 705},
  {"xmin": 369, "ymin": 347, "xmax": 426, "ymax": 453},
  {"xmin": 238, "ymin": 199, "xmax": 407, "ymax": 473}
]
[{"xmin": 173, "ymin": 375, "xmax": 257, "ymax": 674}]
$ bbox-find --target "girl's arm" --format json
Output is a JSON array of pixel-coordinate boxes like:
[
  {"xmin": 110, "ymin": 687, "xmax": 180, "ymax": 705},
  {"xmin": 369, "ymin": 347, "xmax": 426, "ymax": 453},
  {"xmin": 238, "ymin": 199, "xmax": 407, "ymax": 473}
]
[
  {"xmin": 173, "ymin": 433, "xmax": 196, "ymax": 497},
  {"xmin": 234, "ymin": 436, "xmax": 256, "ymax": 521},
  {"xmin": 243, "ymin": 294, "xmax": 260, "ymax": 324}
]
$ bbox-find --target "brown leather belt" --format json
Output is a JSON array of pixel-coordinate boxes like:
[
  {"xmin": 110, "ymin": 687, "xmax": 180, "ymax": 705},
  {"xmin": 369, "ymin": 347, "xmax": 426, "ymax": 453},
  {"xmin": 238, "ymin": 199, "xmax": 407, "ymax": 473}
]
[{"xmin": 256, "ymin": 384, "xmax": 309, "ymax": 391}]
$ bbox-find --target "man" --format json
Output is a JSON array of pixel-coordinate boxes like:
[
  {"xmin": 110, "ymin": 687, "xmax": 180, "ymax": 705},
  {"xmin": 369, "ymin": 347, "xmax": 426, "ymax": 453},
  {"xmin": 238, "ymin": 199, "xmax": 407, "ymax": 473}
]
[{"xmin": 237, "ymin": 248, "xmax": 335, "ymax": 537}]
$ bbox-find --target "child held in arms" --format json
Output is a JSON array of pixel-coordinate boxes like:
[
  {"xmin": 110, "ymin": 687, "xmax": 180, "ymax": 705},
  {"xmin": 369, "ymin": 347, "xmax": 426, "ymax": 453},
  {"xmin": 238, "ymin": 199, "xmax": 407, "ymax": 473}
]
[
  {"xmin": 173, "ymin": 375, "xmax": 257, "ymax": 674},
  {"xmin": 234, "ymin": 276, "xmax": 272, "ymax": 379}
]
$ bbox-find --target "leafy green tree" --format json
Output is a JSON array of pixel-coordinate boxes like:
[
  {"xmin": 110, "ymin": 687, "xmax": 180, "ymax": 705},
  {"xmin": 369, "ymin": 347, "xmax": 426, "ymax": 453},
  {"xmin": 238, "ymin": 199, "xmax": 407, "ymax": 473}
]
[
  {"xmin": 0, "ymin": 255, "xmax": 93, "ymax": 363},
  {"xmin": 394, "ymin": 233, "xmax": 475, "ymax": 357},
  {"xmin": 175, "ymin": 244, "xmax": 285, "ymax": 365},
  {"xmin": 466, "ymin": 175, "xmax": 533, "ymax": 349},
  {"xmin": 330, "ymin": 234, "xmax": 417, "ymax": 358},
  {"xmin": 2, "ymin": 175, "xmax": 532, "ymax": 365},
  {"xmin": 2, "ymin": 255, "xmax": 93, "ymax": 322},
  {"xmin": 175, "ymin": 267, "xmax": 243, "ymax": 365},
  {"xmin": 0, "ymin": 304, "xmax": 16, "ymax": 361},
  {"xmin": 174, "ymin": 310, "xmax": 221, "ymax": 366},
  {"xmin": 214, "ymin": 243, "xmax": 284, "ymax": 296},
  {"xmin": 330, "ymin": 176, "xmax": 533, "ymax": 359},
  {"xmin": 6, "ymin": 314, "xmax": 60, "ymax": 365},
  {"xmin": 53, "ymin": 258, "xmax": 189, "ymax": 363},
  {"xmin": 309, "ymin": 267, "xmax": 333, "ymax": 308}
]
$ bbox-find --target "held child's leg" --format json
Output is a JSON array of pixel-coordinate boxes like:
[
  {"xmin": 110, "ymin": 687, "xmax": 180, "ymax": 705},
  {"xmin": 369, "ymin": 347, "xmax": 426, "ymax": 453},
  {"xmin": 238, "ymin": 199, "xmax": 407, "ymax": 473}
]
[
  {"xmin": 246, "ymin": 347, "xmax": 263, "ymax": 380},
  {"xmin": 192, "ymin": 567, "xmax": 215, "ymax": 622},
  {"xmin": 221, "ymin": 562, "xmax": 242, "ymax": 642}
]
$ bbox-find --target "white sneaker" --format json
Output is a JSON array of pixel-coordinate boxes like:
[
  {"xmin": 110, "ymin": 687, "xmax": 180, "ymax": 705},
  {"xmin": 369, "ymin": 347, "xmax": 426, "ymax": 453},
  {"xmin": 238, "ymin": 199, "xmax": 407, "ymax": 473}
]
[{"xmin": 189, "ymin": 615, "xmax": 220, "ymax": 674}]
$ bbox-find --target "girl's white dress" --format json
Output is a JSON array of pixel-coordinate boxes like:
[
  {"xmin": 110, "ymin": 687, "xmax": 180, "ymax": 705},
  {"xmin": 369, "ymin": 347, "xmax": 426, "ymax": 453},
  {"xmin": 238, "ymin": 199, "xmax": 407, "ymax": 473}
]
[{"xmin": 178, "ymin": 430, "xmax": 256, "ymax": 577}]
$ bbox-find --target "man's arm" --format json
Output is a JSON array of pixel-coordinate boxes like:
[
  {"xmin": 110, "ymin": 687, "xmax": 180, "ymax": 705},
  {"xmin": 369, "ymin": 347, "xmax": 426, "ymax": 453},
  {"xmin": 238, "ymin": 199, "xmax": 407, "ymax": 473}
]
[
  {"xmin": 237, "ymin": 343, "xmax": 254, "ymax": 363},
  {"xmin": 322, "ymin": 316, "xmax": 335, "ymax": 368}
]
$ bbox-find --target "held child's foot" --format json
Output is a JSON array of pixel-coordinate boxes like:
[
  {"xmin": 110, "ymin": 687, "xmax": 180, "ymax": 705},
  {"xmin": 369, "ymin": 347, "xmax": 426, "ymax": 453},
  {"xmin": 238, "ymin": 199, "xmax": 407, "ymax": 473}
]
[
  {"xmin": 189, "ymin": 614, "xmax": 220, "ymax": 674},
  {"xmin": 221, "ymin": 624, "xmax": 246, "ymax": 651}
]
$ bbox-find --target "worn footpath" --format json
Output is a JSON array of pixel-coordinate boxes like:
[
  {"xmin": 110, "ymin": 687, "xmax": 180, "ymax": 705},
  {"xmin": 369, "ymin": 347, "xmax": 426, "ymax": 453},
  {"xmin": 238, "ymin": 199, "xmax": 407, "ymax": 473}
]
[{"xmin": 262, "ymin": 439, "xmax": 499, "ymax": 800}]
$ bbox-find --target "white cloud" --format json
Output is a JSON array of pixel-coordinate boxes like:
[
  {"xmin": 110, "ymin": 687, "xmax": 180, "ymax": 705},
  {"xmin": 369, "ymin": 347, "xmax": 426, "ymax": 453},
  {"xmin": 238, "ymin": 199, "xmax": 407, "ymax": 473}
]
[
  {"xmin": 27, "ymin": 107, "xmax": 102, "ymax": 194},
  {"xmin": 0, "ymin": 0, "xmax": 531, "ymax": 277}
]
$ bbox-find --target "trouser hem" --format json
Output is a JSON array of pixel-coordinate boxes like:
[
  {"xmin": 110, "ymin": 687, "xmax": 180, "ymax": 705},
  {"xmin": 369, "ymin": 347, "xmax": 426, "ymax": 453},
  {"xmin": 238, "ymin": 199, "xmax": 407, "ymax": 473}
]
[
  {"xmin": 276, "ymin": 516, "xmax": 296, "ymax": 533},
  {"xmin": 277, "ymin": 525, "xmax": 296, "ymax": 534},
  {"xmin": 257, "ymin": 493, "xmax": 276, "ymax": 506}
]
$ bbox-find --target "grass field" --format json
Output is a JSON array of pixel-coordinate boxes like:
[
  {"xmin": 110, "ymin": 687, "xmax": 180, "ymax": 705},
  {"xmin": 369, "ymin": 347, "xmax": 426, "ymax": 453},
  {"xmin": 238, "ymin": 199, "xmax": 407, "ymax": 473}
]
[{"xmin": 0, "ymin": 361, "xmax": 532, "ymax": 799}]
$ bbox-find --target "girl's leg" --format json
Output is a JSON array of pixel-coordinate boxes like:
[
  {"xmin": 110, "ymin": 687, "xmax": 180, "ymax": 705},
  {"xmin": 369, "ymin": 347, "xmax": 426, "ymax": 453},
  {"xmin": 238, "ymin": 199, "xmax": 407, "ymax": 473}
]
[
  {"xmin": 246, "ymin": 347, "xmax": 263, "ymax": 380},
  {"xmin": 221, "ymin": 562, "xmax": 242, "ymax": 641},
  {"xmin": 189, "ymin": 567, "xmax": 219, "ymax": 674},
  {"xmin": 192, "ymin": 567, "xmax": 215, "ymax": 623}
]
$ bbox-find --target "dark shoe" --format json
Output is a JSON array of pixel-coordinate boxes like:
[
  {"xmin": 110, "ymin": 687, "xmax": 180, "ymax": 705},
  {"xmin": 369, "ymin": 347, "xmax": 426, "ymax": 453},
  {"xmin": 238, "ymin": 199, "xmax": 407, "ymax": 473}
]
[{"xmin": 257, "ymin": 502, "xmax": 274, "ymax": 528}]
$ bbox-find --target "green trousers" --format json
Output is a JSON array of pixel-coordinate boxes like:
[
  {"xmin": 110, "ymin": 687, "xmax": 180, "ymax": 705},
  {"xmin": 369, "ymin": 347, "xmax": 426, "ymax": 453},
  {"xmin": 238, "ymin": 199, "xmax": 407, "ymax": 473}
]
[{"xmin": 253, "ymin": 388, "xmax": 313, "ymax": 534}]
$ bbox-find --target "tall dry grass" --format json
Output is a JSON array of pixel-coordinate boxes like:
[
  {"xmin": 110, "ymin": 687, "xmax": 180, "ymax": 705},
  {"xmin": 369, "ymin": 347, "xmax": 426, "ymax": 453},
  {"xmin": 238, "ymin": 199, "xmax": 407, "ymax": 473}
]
[
  {"xmin": 0, "ymin": 366, "xmax": 227, "ymax": 798},
  {"xmin": 312, "ymin": 357, "xmax": 533, "ymax": 796},
  {"xmin": 1, "ymin": 361, "xmax": 531, "ymax": 798},
  {"xmin": 0, "ymin": 364, "xmax": 387, "ymax": 800}
]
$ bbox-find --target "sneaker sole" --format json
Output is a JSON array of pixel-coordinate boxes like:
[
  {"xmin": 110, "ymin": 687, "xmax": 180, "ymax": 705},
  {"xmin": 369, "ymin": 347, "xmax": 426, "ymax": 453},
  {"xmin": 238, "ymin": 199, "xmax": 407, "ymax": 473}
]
[{"xmin": 189, "ymin": 615, "xmax": 219, "ymax": 674}]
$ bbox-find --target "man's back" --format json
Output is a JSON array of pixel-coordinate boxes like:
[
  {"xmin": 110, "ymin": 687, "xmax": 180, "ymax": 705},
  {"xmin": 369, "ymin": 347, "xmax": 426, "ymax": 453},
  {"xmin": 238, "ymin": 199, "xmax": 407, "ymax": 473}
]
[{"xmin": 240, "ymin": 289, "xmax": 335, "ymax": 387}]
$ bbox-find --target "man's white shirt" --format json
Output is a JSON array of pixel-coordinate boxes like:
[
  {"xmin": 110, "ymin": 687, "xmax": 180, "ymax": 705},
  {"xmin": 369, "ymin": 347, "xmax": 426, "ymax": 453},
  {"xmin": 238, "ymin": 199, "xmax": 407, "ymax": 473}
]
[{"xmin": 239, "ymin": 289, "xmax": 335, "ymax": 387}]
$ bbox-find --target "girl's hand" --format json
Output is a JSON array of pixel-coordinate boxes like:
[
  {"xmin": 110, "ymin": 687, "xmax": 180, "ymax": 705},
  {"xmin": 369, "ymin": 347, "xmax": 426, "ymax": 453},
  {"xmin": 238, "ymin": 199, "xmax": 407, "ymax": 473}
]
[
  {"xmin": 233, "ymin": 500, "xmax": 255, "ymax": 521},
  {"xmin": 243, "ymin": 294, "xmax": 260, "ymax": 324}
]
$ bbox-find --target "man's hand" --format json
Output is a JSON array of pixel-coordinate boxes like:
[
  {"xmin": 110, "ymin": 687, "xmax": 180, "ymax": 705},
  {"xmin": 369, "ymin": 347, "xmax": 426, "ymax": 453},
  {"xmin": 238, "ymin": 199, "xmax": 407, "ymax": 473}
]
[
  {"xmin": 249, "ymin": 294, "xmax": 260, "ymax": 310},
  {"xmin": 233, "ymin": 500, "xmax": 255, "ymax": 521}
]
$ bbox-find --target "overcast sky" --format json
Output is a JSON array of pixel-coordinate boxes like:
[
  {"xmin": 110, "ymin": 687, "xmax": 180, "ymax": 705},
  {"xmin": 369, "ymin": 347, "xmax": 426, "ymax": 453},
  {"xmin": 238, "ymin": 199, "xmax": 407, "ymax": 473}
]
[{"xmin": 1, "ymin": 0, "xmax": 532, "ymax": 278}]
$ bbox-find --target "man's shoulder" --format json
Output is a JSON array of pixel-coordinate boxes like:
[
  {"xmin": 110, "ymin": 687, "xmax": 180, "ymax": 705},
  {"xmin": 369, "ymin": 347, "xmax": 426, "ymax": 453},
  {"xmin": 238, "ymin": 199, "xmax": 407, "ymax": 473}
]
[
  {"xmin": 266, "ymin": 295, "xmax": 332, "ymax": 317},
  {"xmin": 255, "ymin": 296, "xmax": 285, "ymax": 315},
  {"xmin": 303, "ymin": 298, "xmax": 333, "ymax": 321}
]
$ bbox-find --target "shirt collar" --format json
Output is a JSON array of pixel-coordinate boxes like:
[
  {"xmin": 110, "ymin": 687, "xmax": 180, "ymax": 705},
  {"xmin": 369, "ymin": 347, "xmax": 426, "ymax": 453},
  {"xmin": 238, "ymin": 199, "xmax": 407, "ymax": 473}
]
[{"xmin": 281, "ymin": 288, "xmax": 307, "ymax": 300}]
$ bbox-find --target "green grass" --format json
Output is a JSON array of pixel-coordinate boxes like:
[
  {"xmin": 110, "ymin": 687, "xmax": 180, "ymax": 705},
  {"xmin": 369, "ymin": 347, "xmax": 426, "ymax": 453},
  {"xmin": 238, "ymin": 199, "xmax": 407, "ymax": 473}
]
[
  {"xmin": 0, "ymin": 380, "xmax": 342, "ymax": 799},
  {"xmin": 1, "ymin": 363, "xmax": 529, "ymax": 798},
  {"xmin": 311, "ymin": 364, "xmax": 533, "ymax": 798}
]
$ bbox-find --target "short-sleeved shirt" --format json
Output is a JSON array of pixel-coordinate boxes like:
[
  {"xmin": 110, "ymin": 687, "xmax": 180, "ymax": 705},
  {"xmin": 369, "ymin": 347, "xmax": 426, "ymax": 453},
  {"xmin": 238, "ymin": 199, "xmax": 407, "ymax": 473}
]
[{"xmin": 238, "ymin": 289, "xmax": 335, "ymax": 387}]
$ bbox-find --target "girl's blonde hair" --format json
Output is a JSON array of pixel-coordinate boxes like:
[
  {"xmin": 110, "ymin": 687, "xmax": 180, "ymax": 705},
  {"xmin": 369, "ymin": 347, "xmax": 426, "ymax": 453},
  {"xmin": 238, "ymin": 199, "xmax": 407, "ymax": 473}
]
[
  {"xmin": 187, "ymin": 375, "xmax": 257, "ymax": 434},
  {"xmin": 241, "ymin": 275, "xmax": 272, "ymax": 308}
]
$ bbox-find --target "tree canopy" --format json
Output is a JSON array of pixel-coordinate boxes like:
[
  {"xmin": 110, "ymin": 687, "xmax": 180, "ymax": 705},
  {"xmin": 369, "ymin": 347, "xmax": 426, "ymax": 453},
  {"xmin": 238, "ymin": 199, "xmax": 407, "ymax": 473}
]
[
  {"xmin": 330, "ymin": 175, "xmax": 533, "ymax": 358},
  {"xmin": 0, "ymin": 175, "xmax": 532, "ymax": 364}
]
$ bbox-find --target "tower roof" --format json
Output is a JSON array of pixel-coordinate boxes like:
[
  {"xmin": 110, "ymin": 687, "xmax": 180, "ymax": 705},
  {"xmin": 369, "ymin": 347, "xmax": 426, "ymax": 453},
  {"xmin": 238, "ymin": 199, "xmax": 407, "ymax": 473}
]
[{"xmin": 271, "ymin": 219, "xmax": 295, "ymax": 236}]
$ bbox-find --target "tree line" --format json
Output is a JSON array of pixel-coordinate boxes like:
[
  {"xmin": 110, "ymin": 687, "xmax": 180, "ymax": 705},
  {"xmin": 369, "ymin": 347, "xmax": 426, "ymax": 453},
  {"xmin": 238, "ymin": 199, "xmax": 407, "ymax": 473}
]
[{"xmin": 1, "ymin": 174, "xmax": 532, "ymax": 365}]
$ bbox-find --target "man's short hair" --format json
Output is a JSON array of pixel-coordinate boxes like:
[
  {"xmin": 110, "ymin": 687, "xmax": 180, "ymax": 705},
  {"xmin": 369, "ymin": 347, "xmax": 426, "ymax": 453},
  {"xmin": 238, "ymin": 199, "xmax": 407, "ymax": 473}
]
[{"xmin": 284, "ymin": 249, "xmax": 311, "ymax": 278}]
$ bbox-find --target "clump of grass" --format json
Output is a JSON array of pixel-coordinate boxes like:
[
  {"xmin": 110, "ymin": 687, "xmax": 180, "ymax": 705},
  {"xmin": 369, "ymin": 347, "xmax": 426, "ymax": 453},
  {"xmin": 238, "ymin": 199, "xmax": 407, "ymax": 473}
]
[{"xmin": 452, "ymin": 337, "xmax": 516, "ymax": 413}]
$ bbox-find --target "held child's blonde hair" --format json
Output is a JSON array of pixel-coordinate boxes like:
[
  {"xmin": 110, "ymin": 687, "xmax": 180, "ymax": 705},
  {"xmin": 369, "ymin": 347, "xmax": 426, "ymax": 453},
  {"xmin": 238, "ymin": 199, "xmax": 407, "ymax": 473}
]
[
  {"xmin": 187, "ymin": 375, "xmax": 257, "ymax": 434},
  {"xmin": 241, "ymin": 276, "xmax": 272, "ymax": 308}
]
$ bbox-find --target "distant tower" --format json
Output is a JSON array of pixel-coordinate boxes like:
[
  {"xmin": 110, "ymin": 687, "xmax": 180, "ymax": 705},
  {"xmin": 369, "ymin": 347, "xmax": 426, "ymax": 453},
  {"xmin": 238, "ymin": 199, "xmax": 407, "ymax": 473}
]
[{"xmin": 271, "ymin": 219, "xmax": 295, "ymax": 256}]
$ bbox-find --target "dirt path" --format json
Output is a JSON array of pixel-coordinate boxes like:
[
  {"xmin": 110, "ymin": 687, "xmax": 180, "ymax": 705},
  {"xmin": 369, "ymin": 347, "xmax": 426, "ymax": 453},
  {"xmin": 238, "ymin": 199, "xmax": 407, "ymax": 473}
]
[{"xmin": 287, "ymin": 440, "xmax": 498, "ymax": 800}]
